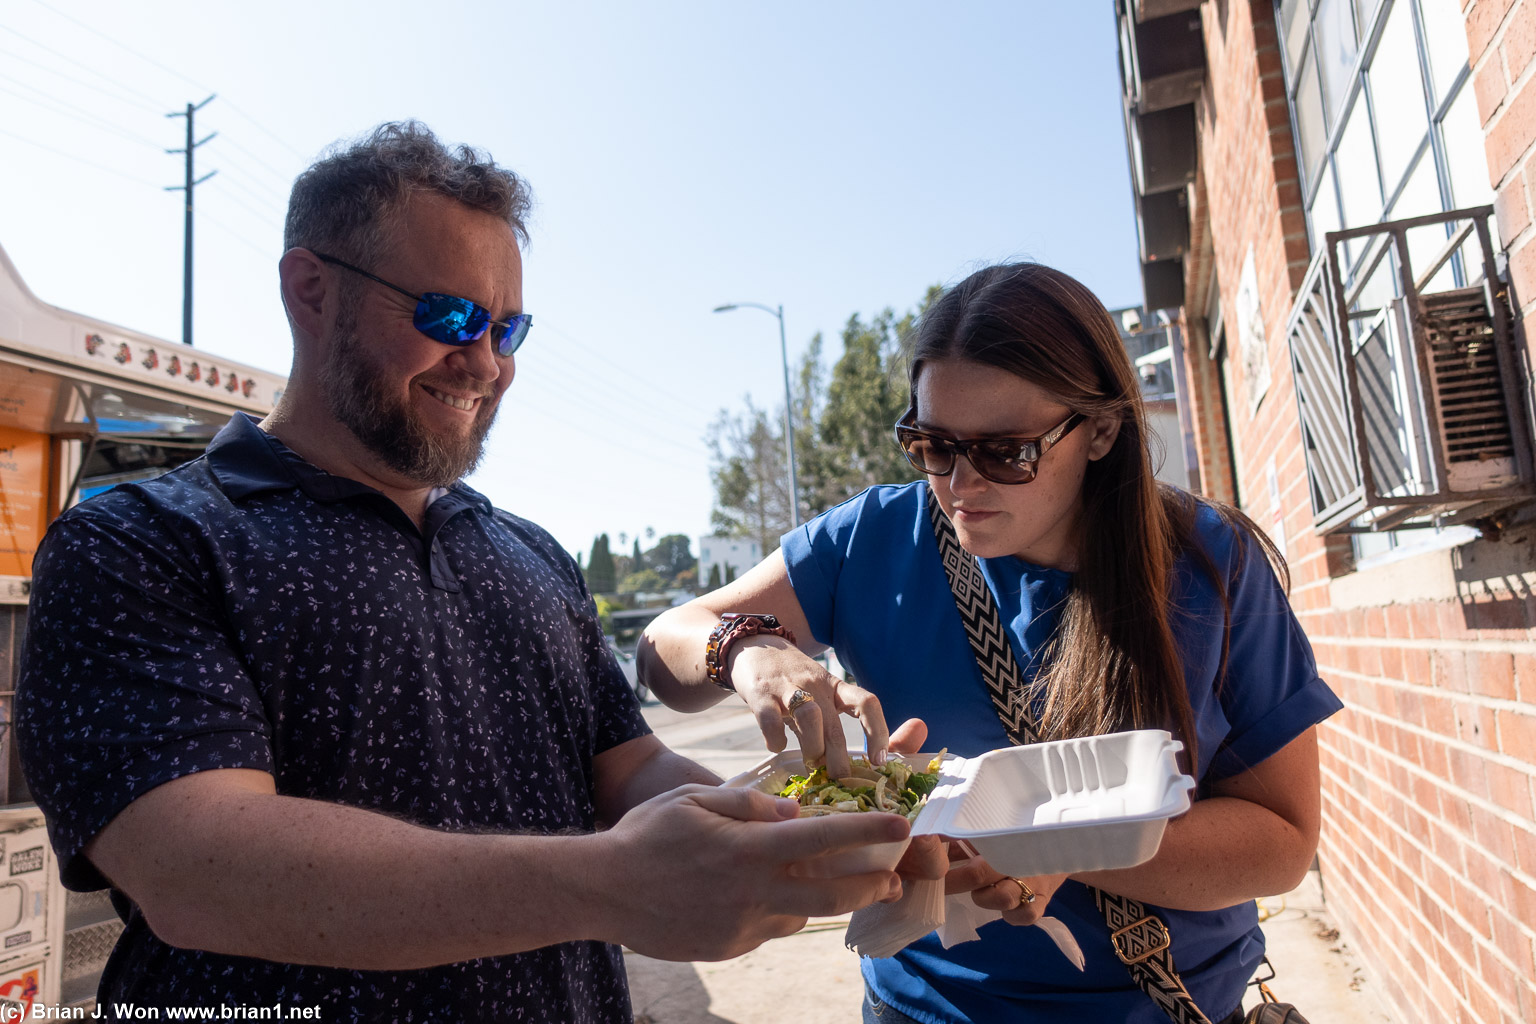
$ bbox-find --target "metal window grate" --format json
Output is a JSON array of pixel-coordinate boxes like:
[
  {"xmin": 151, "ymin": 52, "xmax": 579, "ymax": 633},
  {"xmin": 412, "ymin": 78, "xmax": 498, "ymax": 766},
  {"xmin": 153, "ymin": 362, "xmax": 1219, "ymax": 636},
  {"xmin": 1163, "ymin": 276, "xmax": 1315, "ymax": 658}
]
[
  {"xmin": 1282, "ymin": 205, "xmax": 1536, "ymax": 534},
  {"xmin": 1423, "ymin": 289, "xmax": 1514, "ymax": 463}
]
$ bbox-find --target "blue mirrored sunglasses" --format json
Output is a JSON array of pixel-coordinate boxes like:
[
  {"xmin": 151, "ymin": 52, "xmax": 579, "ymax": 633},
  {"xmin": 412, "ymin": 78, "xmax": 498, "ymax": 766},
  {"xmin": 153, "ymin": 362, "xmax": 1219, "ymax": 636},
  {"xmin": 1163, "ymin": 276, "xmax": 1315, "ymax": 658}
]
[{"xmin": 314, "ymin": 253, "xmax": 532, "ymax": 357}]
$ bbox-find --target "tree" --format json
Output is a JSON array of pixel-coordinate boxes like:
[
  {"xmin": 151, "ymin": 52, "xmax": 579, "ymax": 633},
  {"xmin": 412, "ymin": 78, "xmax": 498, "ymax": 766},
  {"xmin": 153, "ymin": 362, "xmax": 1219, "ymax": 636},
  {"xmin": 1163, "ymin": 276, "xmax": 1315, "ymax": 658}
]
[
  {"xmin": 815, "ymin": 304, "xmax": 929, "ymax": 501},
  {"xmin": 585, "ymin": 533, "xmax": 616, "ymax": 595},
  {"xmin": 706, "ymin": 288, "xmax": 935, "ymax": 549},
  {"xmin": 645, "ymin": 534, "xmax": 695, "ymax": 580},
  {"xmin": 618, "ymin": 568, "xmax": 667, "ymax": 594},
  {"xmin": 707, "ymin": 563, "xmax": 723, "ymax": 589},
  {"xmin": 593, "ymin": 593, "xmax": 616, "ymax": 633},
  {"xmin": 631, "ymin": 538, "xmax": 644, "ymax": 571},
  {"xmin": 707, "ymin": 397, "xmax": 792, "ymax": 555}
]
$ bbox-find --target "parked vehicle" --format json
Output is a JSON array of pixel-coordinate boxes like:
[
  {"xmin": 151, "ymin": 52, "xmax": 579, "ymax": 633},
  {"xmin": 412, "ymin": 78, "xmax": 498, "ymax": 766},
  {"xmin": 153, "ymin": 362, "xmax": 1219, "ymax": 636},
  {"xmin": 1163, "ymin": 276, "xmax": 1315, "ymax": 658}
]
[{"xmin": 606, "ymin": 637, "xmax": 647, "ymax": 703}]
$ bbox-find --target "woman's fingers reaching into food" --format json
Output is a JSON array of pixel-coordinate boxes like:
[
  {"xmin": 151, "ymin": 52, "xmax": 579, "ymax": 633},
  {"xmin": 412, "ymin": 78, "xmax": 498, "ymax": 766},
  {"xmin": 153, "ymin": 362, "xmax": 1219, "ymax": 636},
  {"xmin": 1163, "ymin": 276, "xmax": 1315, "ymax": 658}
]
[
  {"xmin": 729, "ymin": 640, "xmax": 892, "ymax": 776},
  {"xmin": 886, "ymin": 718, "xmax": 929, "ymax": 757},
  {"xmin": 836, "ymin": 680, "xmax": 890, "ymax": 766}
]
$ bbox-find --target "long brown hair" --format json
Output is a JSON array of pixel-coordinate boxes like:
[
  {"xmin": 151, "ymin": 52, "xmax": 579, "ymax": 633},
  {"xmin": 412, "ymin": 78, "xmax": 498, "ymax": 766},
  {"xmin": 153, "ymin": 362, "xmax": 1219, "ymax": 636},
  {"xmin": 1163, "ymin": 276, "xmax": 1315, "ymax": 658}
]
[{"xmin": 909, "ymin": 263, "xmax": 1285, "ymax": 769}]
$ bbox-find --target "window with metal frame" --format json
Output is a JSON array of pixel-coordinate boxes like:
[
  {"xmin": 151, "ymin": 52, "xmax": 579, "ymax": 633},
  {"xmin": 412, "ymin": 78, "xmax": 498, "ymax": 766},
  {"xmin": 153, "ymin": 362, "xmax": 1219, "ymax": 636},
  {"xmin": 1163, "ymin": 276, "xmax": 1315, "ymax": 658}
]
[{"xmin": 1275, "ymin": 0, "xmax": 1511, "ymax": 564}]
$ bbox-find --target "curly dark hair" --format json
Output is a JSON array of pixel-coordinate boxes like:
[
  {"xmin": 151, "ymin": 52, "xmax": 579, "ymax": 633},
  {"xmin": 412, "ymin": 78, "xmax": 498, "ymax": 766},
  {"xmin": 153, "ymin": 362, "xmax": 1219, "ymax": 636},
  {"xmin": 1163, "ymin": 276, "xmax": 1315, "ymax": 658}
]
[{"xmin": 284, "ymin": 121, "xmax": 533, "ymax": 266}]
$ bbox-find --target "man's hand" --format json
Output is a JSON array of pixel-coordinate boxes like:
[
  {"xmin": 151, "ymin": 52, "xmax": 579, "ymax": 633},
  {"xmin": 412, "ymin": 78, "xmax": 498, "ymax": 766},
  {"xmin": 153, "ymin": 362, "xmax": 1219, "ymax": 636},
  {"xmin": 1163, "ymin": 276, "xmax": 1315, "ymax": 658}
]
[{"xmin": 595, "ymin": 784, "xmax": 909, "ymax": 961}]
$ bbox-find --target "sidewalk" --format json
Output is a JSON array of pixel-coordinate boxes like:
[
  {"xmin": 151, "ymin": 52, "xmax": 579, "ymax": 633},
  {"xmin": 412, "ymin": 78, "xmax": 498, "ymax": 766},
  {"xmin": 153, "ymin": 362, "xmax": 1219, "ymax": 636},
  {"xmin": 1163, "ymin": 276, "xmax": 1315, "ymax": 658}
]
[{"xmin": 630, "ymin": 700, "xmax": 1397, "ymax": 1024}]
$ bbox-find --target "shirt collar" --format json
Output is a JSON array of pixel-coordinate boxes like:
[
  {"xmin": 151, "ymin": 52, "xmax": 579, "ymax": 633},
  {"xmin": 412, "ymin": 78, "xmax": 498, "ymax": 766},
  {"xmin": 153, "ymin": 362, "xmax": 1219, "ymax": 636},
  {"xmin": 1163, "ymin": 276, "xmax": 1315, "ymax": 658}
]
[{"xmin": 206, "ymin": 413, "xmax": 494, "ymax": 513}]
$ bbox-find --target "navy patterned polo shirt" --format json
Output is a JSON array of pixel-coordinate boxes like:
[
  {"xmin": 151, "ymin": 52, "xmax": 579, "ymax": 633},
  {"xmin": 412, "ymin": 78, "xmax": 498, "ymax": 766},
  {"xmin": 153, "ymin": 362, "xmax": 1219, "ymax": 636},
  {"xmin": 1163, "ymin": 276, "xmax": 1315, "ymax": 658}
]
[{"xmin": 16, "ymin": 413, "xmax": 649, "ymax": 1022}]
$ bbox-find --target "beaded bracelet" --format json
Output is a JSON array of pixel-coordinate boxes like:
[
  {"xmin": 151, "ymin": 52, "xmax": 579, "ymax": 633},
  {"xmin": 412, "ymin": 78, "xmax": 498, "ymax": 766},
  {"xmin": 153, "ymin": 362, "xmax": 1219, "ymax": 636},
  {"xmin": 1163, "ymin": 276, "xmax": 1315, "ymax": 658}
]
[{"xmin": 704, "ymin": 612, "xmax": 797, "ymax": 691}]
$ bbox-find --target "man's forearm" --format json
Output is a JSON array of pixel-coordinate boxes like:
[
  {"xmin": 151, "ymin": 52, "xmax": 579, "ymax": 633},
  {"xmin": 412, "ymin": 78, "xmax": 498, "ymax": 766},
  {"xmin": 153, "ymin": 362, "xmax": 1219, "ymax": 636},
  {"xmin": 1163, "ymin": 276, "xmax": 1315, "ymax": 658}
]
[
  {"xmin": 91, "ymin": 772, "xmax": 615, "ymax": 970},
  {"xmin": 89, "ymin": 767, "xmax": 912, "ymax": 969}
]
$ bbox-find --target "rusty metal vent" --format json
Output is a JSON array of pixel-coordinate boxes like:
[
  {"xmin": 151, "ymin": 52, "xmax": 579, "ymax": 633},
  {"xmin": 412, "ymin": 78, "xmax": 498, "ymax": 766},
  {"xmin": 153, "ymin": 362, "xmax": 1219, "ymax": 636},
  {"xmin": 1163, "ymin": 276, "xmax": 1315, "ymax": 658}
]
[{"xmin": 1422, "ymin": 288, "xmax": 1514, "ymax": 464}]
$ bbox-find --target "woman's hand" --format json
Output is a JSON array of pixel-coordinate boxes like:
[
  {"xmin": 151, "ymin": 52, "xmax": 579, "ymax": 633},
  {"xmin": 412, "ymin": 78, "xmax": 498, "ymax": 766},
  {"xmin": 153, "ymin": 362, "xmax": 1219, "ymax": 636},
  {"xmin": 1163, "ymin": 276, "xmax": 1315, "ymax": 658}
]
[
  {"xmin": 727, "ymin": 637, "xmax": 889, "ymax": 777},
  {"xmin": 944, "ymin": 842, "xmax": 1069, "ymax": 927}
]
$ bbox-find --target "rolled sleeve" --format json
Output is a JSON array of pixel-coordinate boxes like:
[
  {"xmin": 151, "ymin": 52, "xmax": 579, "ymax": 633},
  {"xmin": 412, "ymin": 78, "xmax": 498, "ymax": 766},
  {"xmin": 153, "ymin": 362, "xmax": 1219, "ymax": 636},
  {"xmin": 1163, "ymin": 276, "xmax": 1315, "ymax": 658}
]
[{"xmin": 1204, "ymin": 521, "xmax": 1343, "ymax": 779}]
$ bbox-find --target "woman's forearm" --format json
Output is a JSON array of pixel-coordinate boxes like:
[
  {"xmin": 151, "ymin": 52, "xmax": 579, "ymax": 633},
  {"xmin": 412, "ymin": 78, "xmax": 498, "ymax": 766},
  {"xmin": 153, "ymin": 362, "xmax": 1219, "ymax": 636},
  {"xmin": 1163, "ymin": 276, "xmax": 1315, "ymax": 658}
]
[
  {"xmin": 1071, "ymin": 794, "xmax": 1315, "ymax": 911},
  {"xmin": 637, "ymin": 602, "xmax": 734, "ymax": 711}
]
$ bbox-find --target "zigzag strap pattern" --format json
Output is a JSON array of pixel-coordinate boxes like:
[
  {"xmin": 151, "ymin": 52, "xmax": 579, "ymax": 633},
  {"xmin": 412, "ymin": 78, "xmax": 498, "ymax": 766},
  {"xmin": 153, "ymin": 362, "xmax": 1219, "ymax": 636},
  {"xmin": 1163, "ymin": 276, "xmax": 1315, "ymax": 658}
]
[
  {"xmin": 926, "ymin": 490, "xmax": 1043, "ymax": 745},
  {"xmin": 926, "ymin": 488, "xmax": 1212, "ymax": 1024}
]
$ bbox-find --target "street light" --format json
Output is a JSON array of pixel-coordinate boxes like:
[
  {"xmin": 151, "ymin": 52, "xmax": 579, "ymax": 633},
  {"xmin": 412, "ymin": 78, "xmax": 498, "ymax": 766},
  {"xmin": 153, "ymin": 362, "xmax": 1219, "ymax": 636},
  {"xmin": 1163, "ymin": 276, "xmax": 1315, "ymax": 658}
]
[{"xmin": 713, "ymin": 301, "xmax": 800, "ymax": 527}]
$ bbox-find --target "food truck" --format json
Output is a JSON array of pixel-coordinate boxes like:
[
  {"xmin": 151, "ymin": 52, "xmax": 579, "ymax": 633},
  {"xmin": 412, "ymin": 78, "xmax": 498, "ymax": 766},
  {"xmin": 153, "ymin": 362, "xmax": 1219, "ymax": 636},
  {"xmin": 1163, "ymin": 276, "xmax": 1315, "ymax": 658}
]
[{"xmin": 0, "ymin": 241, "xmax": 286, "ymax": 1012}]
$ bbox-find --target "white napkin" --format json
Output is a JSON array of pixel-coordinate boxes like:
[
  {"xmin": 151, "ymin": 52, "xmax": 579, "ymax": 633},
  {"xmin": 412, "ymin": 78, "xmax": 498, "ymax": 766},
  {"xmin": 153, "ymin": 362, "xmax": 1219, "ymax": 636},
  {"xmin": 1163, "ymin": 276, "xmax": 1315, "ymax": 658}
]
[{"xmin": 844, "ymin": 878, "xmax": 1085, "ymax": 969}]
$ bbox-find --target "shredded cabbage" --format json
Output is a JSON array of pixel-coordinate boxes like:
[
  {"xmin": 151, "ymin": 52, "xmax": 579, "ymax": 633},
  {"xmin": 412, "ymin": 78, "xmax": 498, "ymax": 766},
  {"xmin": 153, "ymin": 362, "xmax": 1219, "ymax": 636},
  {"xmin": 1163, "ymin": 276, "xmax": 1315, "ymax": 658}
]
[{"xmin": 776, "ymin": 752, "xmax": 946, "ymax": 821}]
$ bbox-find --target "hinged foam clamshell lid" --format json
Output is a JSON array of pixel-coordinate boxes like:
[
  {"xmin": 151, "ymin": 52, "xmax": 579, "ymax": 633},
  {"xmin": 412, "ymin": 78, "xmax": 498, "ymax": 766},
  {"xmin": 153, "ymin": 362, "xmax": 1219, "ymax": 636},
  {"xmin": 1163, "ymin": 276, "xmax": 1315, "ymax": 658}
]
[{"xmin": 727, "ymin": 729, "xmax": 1195, "ymax": 878}]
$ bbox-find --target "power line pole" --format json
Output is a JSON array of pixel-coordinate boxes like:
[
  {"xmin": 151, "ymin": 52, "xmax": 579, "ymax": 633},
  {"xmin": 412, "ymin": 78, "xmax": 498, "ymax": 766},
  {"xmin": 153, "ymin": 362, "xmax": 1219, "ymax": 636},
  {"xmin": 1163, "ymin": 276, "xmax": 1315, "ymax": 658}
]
[{"xmin": 166, "ymin": 94, "xmax": 217, "ymax": 347}]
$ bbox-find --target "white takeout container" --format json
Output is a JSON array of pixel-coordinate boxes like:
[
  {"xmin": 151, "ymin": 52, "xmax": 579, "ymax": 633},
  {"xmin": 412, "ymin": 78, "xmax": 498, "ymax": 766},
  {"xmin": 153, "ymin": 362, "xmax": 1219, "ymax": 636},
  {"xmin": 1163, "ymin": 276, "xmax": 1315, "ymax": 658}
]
[{"xmin": 724, "ymin": 730, "xmax": 1195, "ymax": 878}]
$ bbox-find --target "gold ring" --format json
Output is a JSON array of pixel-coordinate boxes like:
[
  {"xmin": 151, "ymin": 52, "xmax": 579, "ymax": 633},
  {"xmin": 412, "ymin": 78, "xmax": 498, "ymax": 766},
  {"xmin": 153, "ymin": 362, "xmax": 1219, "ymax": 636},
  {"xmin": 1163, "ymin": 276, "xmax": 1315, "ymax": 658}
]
[
  {"xmin": 786, "ymin": 689, "xmax": 814, "ymax": 712},
  {"xmin": 1011, "ymin": 877, "xmax": 1036, "ymax": 906}
]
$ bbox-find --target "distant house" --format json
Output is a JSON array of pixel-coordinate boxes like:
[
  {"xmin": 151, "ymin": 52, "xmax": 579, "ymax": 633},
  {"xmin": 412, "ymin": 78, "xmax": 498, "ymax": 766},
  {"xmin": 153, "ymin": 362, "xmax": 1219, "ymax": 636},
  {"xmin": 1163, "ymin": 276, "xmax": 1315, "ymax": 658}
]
[{"xmin": 698, "ymin": 535, "xmax": 761, "ymax": 588}]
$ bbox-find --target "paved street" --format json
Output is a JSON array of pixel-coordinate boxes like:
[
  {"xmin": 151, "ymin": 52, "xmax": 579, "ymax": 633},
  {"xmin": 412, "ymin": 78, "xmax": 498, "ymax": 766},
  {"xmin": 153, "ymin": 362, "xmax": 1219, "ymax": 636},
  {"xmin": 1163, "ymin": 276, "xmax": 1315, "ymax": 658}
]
[{"xmin": 627, "ymin": 697, "xmax": 1398, "ymax": 1024}]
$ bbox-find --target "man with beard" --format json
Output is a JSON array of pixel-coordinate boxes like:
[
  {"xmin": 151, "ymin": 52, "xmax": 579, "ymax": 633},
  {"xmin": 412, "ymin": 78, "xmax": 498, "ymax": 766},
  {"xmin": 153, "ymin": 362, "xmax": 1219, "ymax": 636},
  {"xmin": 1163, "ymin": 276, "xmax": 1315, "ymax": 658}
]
[{"xmin": 15, "ymin": 123, "xmax": 912, "ymax": 1022}]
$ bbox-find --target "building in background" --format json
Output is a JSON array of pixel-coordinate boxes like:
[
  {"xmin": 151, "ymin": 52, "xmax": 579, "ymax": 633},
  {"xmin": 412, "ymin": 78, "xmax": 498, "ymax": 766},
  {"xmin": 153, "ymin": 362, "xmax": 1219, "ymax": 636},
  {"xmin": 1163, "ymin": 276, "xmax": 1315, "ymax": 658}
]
[
  {"xmin": 698, "ymin": 535, "xmax": 761, "ymax": 588},
  {"xmin": 1112, "ymin": 303, "xmax": 1201, "ymax": 489},
  {"xmin": 1114, "ymin": 1, "xmax": 1536, "ymax": 1021}
]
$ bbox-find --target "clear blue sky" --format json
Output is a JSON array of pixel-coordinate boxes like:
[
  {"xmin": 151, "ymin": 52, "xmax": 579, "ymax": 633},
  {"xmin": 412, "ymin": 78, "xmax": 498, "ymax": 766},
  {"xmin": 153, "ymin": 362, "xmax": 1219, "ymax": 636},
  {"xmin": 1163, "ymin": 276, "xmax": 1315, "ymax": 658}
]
[{"xmin": 1, "ymin": 0, "xmax": 1143, "ymax": 560}]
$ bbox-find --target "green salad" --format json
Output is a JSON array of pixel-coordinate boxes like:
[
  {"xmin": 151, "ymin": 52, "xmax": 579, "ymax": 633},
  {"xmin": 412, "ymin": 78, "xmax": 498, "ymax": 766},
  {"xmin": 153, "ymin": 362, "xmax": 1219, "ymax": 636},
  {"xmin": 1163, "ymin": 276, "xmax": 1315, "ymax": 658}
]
[{"xmin": 776, "ymin": 752, "xmax": 946, "ymax": 821}]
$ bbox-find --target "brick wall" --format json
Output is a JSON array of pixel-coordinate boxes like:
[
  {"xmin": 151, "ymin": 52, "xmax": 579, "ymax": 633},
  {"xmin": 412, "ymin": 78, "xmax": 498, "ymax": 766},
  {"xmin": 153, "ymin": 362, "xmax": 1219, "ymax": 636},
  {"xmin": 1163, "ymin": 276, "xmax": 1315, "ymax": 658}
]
[
  {"xmin": 1179, "ymin": 1, "xmax": 1536, "ymax": 1021},
  {"xmin": 1475, "ymin": 0, "xmax": 1536, "ymax": 372},
  {"xmin": 1176, "ymin": 161, "xmax": 1240, "ymax": 504},
  {"xmin": 1307, "ymin": 571, "xmax": 1536, "ymax": 1024},
  {"xmin": 1194, "ymin": 0, "xmax": 1319, "ymax": 565}
]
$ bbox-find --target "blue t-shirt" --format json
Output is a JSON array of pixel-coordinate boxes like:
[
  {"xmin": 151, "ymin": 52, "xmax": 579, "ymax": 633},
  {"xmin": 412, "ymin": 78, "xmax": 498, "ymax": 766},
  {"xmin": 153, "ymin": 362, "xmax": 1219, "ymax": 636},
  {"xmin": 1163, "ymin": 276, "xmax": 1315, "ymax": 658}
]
[
  {"xmin": 17, "ymin": 413, "xmax": 649, "ymax": 1023},
  {"xmin": 781, "ymin": 481, "xmax": 1342, "ymax": 1024}
]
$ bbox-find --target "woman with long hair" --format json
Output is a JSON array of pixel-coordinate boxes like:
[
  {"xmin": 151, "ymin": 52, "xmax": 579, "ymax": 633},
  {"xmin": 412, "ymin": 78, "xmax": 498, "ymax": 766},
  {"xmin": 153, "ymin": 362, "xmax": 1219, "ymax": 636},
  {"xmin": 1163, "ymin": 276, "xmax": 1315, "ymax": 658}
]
[{"xmin": 639, "ymin": 262, "xmax": 1341, "ymax": 1024}]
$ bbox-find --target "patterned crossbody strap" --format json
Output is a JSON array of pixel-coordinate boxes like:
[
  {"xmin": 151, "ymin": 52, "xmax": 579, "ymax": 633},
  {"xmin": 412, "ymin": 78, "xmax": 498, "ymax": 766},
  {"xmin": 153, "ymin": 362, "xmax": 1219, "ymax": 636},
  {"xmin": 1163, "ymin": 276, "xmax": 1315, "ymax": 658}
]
[{"xmin": 925, "ymin": 488, "xmax": 1212, "ymax": 1024}]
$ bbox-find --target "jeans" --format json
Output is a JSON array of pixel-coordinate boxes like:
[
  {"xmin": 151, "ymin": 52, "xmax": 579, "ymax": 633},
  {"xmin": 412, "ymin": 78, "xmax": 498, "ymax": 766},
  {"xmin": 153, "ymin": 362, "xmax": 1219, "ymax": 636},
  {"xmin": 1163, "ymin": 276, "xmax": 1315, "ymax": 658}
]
[
  {"xmin": 861, "ymin": 990, "xmax": 925, "ymax": 1024},
  {"xmin": 862, "ymin": 987, "xmax": 1248, "ymax": 1024}
]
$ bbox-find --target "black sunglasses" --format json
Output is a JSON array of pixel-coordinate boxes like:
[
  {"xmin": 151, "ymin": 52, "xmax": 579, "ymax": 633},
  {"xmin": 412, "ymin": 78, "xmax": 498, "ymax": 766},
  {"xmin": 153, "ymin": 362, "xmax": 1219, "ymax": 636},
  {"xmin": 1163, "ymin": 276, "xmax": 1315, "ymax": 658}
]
[
  {"xmin": 314, "ymin": 253, "xmax": 532, "ymax": 357},
  {"xmin": 893, "ymin": 410, "xmax": 1086, "ymax": 485}
]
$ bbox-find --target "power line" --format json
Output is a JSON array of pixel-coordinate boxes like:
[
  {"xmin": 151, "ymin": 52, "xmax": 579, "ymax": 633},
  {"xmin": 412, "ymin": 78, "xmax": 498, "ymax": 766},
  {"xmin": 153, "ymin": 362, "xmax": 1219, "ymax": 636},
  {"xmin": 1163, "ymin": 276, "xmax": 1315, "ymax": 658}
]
[
  {"xmin": 501, "ymin": 390, "xmax": 708, "ymax": 477},
  {"xmin": 0, "ymin": 23, "xmax": 169, "ymax": 110},
  {"xmin": 0, "ymin": 127, "xmax": 166, "ymax": 189},
  {"xmin": 216, "ymin": 98, "xmax": 310, "ymax": 161},
  {"xmin": 0, "ymin": 75, "xmax": 165, "ymax": 150},
  {"xmin": 198, "ymin": 211, "xmax": 277, "ymax": 262},
  {"xmin": 206, "ymin": 133, "xmax": 297, "ymax": 194},
  {"xmin": 0, "ymin": 43, "xmax": 166, "ymax": 115},
  {"xmin": 525, "ymin": 334, "xmax": 706, "ymax": 430},
  {"xmin": 522, "ymin": 363, "xmax": 711, "ymax": 459},
  {"xmin": 209, "ymin": 186, "xmax": 285, "ymax": 234},
  {"xmin": 21, "ymin": 0, "xmax": 310, "ymax": 164},
  {"xmin": 209, "ymin": 170, "xmax": 288, "ymax": 223},
  {"xmin": 525, "ymin": 324, "xmax": 722, "ymax": 447},
  {"xmin": 540, "ymin": 317, "xmax": 705, "ymax": 409},
  {"xmin": 24, "ymin": 0, "xmax": 210, "ymax": 94},
  {"xmin": 206, "ymin": 155, "xmax": 292, "ymax": 211}
]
